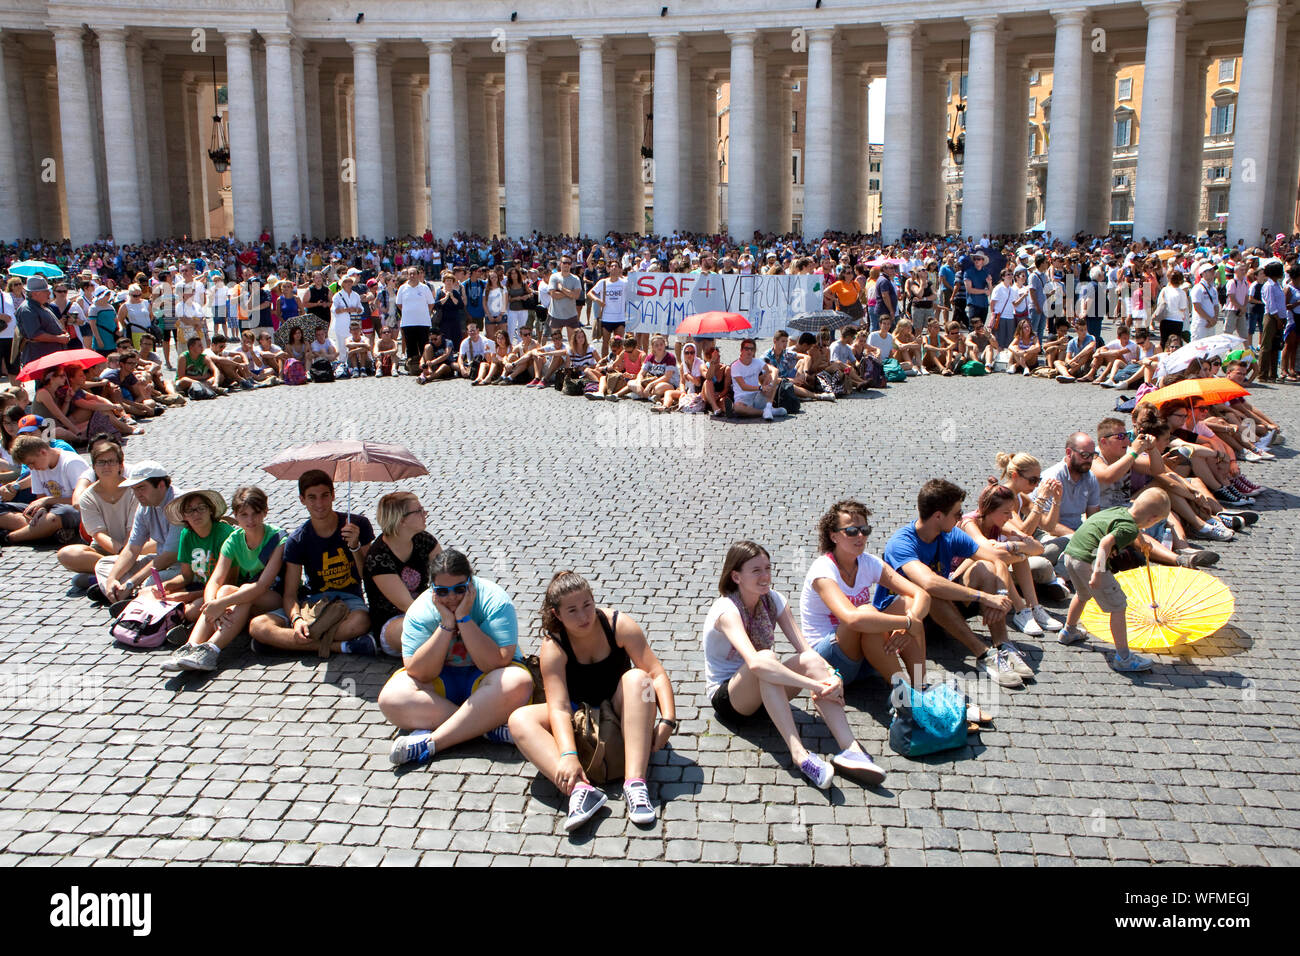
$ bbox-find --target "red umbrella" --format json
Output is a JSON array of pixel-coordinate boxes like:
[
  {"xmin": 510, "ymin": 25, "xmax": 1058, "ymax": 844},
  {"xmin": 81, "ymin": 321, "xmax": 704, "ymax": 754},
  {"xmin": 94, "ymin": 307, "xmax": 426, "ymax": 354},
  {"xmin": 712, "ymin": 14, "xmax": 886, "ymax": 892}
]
[
  {"xmin": 674, "ymin": 311, "xmax": 751, "ymax": 337},
  {"xmin": 17, "ymin": 348, "xmax": 109, "ymax": 382},
  {"xmin": 262, "ymin": 440, "xmax": 428, "ymax": 514}
]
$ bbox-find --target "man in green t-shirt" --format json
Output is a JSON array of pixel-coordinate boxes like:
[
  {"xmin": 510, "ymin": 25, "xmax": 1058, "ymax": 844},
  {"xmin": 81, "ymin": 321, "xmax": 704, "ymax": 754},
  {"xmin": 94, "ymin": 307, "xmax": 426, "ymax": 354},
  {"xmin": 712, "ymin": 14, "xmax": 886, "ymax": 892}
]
[{"xmin": 1059, "ymin": 487, "xmax": 1171, "ymax": 673}]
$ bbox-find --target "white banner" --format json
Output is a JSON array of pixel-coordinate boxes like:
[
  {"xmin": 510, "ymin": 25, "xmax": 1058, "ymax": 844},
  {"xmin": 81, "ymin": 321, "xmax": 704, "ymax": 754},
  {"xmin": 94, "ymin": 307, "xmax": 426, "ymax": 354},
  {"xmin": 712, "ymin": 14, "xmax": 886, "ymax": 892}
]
[{"xmin": 624, "ymin": 272, "xmax": 823, "ymax": 338}]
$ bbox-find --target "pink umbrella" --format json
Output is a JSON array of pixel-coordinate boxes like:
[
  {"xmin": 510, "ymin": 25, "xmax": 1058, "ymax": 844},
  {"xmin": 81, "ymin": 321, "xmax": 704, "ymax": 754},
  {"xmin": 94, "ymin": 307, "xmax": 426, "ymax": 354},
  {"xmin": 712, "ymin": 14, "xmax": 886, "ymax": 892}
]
[{"xmin": 262, "ymin": 440, "xmax": 428, "ymax": 514}]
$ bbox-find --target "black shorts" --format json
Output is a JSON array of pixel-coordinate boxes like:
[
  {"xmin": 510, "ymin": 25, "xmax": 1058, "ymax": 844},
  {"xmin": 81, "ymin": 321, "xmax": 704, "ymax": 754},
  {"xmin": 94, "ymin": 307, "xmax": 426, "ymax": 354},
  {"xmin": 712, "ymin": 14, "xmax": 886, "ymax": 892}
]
[{"xmin": 710, "ymin": 681, "xmax": 758, "ymax": 723}]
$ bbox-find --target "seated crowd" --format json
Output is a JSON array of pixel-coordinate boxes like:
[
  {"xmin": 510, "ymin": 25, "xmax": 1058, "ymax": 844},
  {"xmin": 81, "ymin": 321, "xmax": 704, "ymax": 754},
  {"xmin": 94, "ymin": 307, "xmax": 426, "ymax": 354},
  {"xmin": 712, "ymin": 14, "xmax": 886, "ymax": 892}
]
[{"xmin": 0, "ymin": 343, "xmax": 1283, "ymax": 833}]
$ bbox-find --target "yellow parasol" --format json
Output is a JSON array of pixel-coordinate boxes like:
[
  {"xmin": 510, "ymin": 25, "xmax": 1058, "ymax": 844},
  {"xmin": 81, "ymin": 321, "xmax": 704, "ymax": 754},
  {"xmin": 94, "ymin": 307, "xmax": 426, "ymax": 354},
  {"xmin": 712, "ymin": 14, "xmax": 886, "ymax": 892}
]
[{"xmin": 1080, "ymin": 563, "xmax": 1234, "ymax": 651}]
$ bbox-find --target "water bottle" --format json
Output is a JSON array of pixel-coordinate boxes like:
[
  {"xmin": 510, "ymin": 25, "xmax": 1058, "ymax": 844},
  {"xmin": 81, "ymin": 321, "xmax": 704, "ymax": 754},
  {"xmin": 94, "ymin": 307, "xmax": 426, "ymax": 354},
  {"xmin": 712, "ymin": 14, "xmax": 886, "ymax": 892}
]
[{"xmin": 1161, "ymin": 527, "xmax": 1173, "ymax": 551}]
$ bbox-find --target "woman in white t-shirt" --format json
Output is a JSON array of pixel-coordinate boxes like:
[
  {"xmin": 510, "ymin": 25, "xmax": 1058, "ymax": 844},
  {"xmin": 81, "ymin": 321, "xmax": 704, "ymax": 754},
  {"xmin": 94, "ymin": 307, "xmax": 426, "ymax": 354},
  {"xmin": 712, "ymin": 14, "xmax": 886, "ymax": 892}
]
[
  {"xmin": 703, "ymin": 540, "xmax": 886, "ymax": 789},
  {"xmin": 1153, "ymin": 269, "xmax": 1192, "ymax": 347},
  {"xmin": 801, "ymin": 499, "xmax": 929, "ymax": 689}
]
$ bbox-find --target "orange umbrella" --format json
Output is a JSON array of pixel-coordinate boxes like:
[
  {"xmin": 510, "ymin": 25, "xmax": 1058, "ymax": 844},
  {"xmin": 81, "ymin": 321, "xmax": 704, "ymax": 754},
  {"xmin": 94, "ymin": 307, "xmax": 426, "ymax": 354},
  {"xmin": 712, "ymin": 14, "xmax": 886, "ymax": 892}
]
[
  {"xmin": 17, "ymin": 348, "xmax": 108, "ymax": 382},
  {"xmin": 1139, "ymin": 378, "xmax": 1248, "ymax": 407}
]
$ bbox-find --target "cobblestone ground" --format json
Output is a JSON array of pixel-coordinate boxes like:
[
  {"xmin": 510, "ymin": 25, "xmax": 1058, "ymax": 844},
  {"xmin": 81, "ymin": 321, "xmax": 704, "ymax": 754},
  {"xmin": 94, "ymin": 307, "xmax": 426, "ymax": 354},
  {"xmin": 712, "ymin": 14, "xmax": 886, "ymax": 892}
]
[{"xmin": 2, "ymin": 349, "xmax": 1298, "ymax": 866}]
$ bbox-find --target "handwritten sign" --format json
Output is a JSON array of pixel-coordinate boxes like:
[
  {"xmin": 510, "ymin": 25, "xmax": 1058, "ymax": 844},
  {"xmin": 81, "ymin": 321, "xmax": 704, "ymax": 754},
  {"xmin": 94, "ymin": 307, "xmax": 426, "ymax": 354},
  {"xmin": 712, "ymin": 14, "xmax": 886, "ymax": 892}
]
[{"xmin": 625, "ymin": 273, "xmax": 822, "ymax": 338}]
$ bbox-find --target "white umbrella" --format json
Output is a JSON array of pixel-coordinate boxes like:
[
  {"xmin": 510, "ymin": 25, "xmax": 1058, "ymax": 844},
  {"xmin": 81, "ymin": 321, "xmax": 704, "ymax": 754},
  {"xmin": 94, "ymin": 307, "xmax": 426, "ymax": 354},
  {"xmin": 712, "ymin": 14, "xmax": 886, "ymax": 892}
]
[{"xmin": 1156, "ymin": 333, "xmax": 1245, "ymax": 380}]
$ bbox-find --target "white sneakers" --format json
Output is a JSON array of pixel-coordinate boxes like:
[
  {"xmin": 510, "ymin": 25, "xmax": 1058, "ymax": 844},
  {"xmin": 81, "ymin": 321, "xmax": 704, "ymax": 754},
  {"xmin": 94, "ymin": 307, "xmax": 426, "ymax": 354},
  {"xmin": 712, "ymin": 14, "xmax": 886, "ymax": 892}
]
[{"xmin": 1010, "ymin": 608, "xmax": 1044, "ymax": 637}]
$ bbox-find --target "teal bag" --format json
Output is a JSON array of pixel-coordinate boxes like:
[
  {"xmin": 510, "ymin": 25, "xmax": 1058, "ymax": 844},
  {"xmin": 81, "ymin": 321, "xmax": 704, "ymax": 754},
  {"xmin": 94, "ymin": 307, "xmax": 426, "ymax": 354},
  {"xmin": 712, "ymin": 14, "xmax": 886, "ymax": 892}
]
[
  {"xmin": 888, "ymin": 679, "xmax": 968, "ymax": 757},
  {"xmin": 960, "ymin": 359, "xmax": 987, "ymax": 376},
  {"xmin": 882, "ymin": 357, "xmax": 907, "ymax": 382}
]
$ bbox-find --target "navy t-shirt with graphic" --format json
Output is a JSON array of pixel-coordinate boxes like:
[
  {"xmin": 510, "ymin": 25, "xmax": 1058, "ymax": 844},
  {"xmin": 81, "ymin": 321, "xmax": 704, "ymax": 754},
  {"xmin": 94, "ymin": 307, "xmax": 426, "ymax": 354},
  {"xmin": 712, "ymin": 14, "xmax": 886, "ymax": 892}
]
[{"xmin": 283, "ymin": 511, "xmax": 375, "ymax": 597}]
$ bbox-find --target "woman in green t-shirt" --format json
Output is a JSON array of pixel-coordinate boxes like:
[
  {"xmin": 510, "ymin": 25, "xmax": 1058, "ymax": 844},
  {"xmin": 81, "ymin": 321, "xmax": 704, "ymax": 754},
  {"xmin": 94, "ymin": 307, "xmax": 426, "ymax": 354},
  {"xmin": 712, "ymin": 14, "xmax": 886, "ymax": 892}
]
[
  {"xmin": 162, "ymin": 486, "xmax": 285, "ymax": 674},
  {"xmin": 157, "ymin": 488, "xmax": 235, "ymax": 632}
]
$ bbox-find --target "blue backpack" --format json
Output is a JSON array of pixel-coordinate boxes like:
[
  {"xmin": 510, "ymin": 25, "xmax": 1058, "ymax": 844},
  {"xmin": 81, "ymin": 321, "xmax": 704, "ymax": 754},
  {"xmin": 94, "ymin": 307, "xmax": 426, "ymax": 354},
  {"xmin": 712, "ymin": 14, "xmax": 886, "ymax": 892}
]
[{"xmin": 888, "ymin": 679, "xmax": 968, "ymax": 757}]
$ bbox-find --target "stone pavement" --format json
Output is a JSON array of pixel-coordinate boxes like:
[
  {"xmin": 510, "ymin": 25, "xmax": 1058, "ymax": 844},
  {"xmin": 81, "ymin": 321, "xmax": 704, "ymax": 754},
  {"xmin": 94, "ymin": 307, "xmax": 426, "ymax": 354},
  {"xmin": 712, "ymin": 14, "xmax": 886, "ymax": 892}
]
[{"xmin": 2, "ymin": 356, "xmax": 1298, "ymax": 867}]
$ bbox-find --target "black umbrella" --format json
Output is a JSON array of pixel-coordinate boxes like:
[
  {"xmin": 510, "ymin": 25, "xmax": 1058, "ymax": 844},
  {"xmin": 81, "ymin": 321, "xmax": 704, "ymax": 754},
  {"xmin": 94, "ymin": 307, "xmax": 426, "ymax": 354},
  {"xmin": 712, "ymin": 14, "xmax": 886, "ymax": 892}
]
[
  {"xmin": 788, "ymin": 309, "xmax": 856, "ymax": 334},
  {"xmin": 275, "ymin": 311, "xmax": 329, "ymax": 347}
]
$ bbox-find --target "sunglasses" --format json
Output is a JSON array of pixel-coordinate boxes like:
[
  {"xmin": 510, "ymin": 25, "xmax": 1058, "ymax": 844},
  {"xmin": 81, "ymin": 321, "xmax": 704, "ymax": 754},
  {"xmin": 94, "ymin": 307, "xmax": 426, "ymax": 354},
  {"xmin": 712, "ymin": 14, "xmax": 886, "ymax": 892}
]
[
  {"xmin": 1071, "ymin": 450, "xmax": 1097, "ymax": 460},
  {"xmin": 836, "ymin": 524, "xmax": 870, "ymax": 537},
  {"xmin": 432, "ymin": 583, "xmax": 470, "ymax": 597}
]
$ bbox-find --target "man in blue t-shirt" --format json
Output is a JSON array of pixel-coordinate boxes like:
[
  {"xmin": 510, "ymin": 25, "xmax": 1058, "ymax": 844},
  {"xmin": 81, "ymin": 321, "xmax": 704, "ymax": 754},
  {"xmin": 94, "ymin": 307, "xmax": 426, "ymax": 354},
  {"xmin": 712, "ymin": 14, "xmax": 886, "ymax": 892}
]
[
  {"xmin": 249, "ymin": 469, "xmax": 376, "ymax": 656},
  {"xmin": 962, "ymin": 250, "xmax": 994, "ymax": 324},
  {"xmin": 873, "ymin": 479, "xmax": 1028, "ymax": 688},
  {"xmin": 464, "ymin": 267, "xmax": 487, "ymax": 326},
  {"xmin": 381, "ymin": 548, "xmax": 534, "ymax": 767}
]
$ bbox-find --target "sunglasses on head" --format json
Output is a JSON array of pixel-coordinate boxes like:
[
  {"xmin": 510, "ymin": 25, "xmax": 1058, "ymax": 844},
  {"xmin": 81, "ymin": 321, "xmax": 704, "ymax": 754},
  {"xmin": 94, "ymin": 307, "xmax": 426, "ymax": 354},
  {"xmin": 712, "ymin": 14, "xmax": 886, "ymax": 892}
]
[{"xmin": 432, "ymin": 583, "xmax": 470, "ymax": 597}]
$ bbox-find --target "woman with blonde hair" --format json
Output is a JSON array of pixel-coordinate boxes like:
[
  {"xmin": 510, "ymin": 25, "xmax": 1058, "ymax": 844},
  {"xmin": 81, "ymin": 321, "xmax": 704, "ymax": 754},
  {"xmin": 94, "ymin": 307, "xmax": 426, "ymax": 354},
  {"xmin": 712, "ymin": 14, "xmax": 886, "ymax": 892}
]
[
  {"xmin": 363, "ymin": 491, "xmax": 441, "ymax": 657},
  {"xmin": 997, "ymin": 451, "xmax": 1071, "ymax": 596},
  {"xmin": 508, "ymin": 571, "xmax": 676, "ymax": 832},
  {"xmin": 892, "ymin": 318, "xmax": 923, "ymax": 371}
]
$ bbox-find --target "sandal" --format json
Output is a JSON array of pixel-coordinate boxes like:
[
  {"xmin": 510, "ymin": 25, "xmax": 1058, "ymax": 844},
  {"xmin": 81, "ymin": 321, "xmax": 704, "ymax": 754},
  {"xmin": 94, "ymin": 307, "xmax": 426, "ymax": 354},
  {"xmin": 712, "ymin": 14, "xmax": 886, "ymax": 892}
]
[{"xmin": 967, "ymin": 704, "xmax": 993, "ymax": 724}]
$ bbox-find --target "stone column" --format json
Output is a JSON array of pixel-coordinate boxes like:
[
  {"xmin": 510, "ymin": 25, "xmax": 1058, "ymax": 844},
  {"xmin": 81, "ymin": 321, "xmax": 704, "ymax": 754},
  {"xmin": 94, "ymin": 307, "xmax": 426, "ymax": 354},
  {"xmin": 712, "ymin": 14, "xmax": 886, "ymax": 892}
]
[
  {"xmin": 221, "ymin": 32, "xmax": 262, "ymax": 240},
  {"xmin": 0, "ymin": 35, "xmax": 21, "ymax": 241},
  {"xmin": 540, "ymin": 75, "xmax": 560, "ymax": 234},
  {"xmin": 467, "ymin": 72, "xmax": 487, "ymax": 235},
  {"xmin": 882, "ymin": 22, "xmax": 916, "ymax": 242},
  {"xmin": 752, "ymin": 41, "xmax": 769, "ymax": 233},
  {"xmin": 3, "ymin": 39, "xmax": 39, "ymax": 238},
  {"xmin": 727, "ymin": 30, "xmax": 758, "ymax": 238},
  {"xmin": 919, "ymin": 57, "xmax": 944, "ymax": 235},
  {"xmin": 263, "ymin": 33, "xmax": 302, "ymax": 242},
  {"xmin": 1275, "ymin": 36, "xmax": 1300, "ymax": 234},
  {"xmin": 86, "ymin": 38, "xmax": 109, "ymax": 238},
  {"xmin": 803, "ymin": 28, "xmax": 835, "ymax": 237},
  {"xmin": 1045, "ymin": 9, "xmax": 1086, "ymax": 239},
  {"xmin": 503, "ymin": 38, "xmax": 532, "ymax": 236},
  {"xmin": 392, "ymin": 75, "xmax": 414, "ymax": 237},
  {"xmin": 614, "ymin": 70, "xmax": 636, "ymax": 233},
  {"xmin": 378, "ymin": 60, "xmax": 398, "ymax": 237},
  {"xmin": 291, "ymin": 41, "xmax": 311, "ymax": 238},
  {"xmin": 767, "ymin": 67, "xmax": 790, "ymax": 234},
  {"xmin": 577, "ymin": 37, "xmax": 606, "ymax": 236},
  {"xmin": 602, "ymin": 58, "xmax": 618, "ymax": 233},
  {"xmin": 961, "ymin": 17, "xmax": 998, "ymax": 239},
  {"xmin": 1072, "ymin": 27, "xmax": 1095, "ymax": 231},
  {"xmin": 857, "ymin": 68, "xmax": 873, "ymax": 231},
  {"xmin": 704, "ymin": 72, "xmax": 720, "ymax": 234},
  {"xmin": 841, "ymin": 57, "xmax": 864, "ymax": 234},
  {"xmin": 341, "ymin": 77, "xmax": 357, "ymax": 236},
  {"xmin": 1088, "ymin": 55, "xmax": 1115, "ymax": 235},
  {"xmin": 425, "ymin": 40, "xmax": 458, "ymax": 239},
  {"xmin": 691, "ymin": 68, "xmax": 712, "ymax": 233},
  {"xmin": 1264, "ymin": 18, "xmax": 1293, "ymax": 234},
  {"xmin": 557, "ymin": 83, "xmax": 573, "ymax": 234},
  {"xmin": 182, "ymin": 77, "xmax": 208, "ymax": 237},
  {"xmin": 1133, "ymin": 1, "xmax": 1183, "ymax": 242},
  {"xmin": 318, "ymin": 70, "xmax": 340, "ymax": 236},
  {"xmin": 678, "ymin": 45, "xmax": 695, "ymax": 233},
  {"xmin": 142, "ymin": 49, "xmax": 171, "ymax": 237},
  {"xmin": 454, "ymin": 52, "xmax": 472, "ymax": 231},
  {"xmin": 990, "ymin": 31, "xmax": 1010, "ymax": 235},
  {"xmin": 350, "ymin": 40, "xmax": 383, "ymax": 239},
  {"xmin": 1175, "ymin": 50, "xmax": 1208, "ymax": 234},
  {"xmin": 305, "ymin": 52, "xmax": 326, "ymax": 238},
  {"xmin": 778, "ymin": 70, "xmax": 794, "ymax": 233},
  {"xmin": 160, "ymin": 70, "xmax": 188, "ymax": 236},
  {"xmin": 652, "ymin": 34, "xmax": 681, "ymax": 235},
  {"xmin": 487, "ymin": 81, "xmax": 503, "ymax": 236},
  {"xmin": 529, "ymin": 55, "xmax": 545, "ymax": 234},
  {"xmin": 1006, "ymin": 62, "xmax": 1031, "ymax": 234},
  {"xmin": 252, "ymin": 39, "xmax": 272, "ymax": 233},
  {"xmin": 92, "ymin": 28, "xmax": 142, "ymax": 244},
  {"xmin": 124, "ymin": 37, "xmax": 154, "ymax": 240}
]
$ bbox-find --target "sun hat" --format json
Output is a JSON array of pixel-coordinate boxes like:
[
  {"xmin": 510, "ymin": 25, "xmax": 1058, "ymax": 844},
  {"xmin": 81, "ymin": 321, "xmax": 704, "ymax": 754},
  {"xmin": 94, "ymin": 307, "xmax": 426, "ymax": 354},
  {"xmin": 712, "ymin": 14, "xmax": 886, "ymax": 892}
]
[
  {"xmin": 24, "ymin": 275, "xmax": 49, "ymax": 293},
  {"xmin": 164, "ymin": 488, "xmax": 228, "ymax": 526}
]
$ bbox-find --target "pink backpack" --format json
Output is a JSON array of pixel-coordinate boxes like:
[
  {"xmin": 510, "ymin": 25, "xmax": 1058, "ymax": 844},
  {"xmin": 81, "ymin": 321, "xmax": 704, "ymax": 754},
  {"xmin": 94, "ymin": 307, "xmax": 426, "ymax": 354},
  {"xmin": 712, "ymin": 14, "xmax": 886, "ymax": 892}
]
[
  {"xmin": 110, "ymin": 590, "xmax": 185, "ymax": 648},
  {"xmin": 283, "ymin": 356, "xmax": 307, "ymax": 385}
]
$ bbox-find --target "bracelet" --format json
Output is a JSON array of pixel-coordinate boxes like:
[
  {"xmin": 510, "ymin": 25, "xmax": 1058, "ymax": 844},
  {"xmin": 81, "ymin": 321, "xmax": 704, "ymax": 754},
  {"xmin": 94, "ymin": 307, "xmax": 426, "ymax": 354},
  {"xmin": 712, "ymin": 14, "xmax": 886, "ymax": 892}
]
[
  {"xmin": 560, "ymin": 751, "xmax": 577, "ymax": 758},
  {"xmin": 348, "ymin": 544, "xmax": 361, "ymax": 552},
  {"xmin": 1128, "ymin": 450, "xmax": 1139, "ymax": 460},
  {"xmin": 657, "ymin": 718, "xmax": 678, "ymax": 731},
  {"xmin": 456, "ymin": 614, "xmax": 472, "ymax": 624}
]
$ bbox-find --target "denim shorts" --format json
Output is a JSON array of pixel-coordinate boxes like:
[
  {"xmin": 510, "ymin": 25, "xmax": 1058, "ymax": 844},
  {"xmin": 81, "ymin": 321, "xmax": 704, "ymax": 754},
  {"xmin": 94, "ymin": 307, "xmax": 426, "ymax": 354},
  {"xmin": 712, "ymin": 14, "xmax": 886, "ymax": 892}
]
[
  {"xmin": 266, "ymin": 589, "xmax": 368, "ymax": 624},
  {"xmin": 813, "ymin": 633, "xmax": 864, "ymax": 684}
]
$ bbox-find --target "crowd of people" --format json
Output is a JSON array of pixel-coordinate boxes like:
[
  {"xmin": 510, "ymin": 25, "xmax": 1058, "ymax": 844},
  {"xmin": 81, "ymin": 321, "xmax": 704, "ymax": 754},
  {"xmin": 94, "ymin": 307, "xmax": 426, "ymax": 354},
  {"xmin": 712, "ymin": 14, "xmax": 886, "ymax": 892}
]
[{"xmin": 0, "ymin": 224, "xmax": 1291, "ymax": 834}]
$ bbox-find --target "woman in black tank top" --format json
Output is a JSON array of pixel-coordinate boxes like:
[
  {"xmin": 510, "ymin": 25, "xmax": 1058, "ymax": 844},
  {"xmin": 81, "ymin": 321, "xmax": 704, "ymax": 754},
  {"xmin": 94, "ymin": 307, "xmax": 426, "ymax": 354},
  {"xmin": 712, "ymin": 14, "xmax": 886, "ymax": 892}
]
[
  {"xmin": 507, "ymin": 572, "xmax": 678, "ymax": 830},
  {"xmin": 305, "ymin": 275, "xmax": 331, "ymax": 325}
]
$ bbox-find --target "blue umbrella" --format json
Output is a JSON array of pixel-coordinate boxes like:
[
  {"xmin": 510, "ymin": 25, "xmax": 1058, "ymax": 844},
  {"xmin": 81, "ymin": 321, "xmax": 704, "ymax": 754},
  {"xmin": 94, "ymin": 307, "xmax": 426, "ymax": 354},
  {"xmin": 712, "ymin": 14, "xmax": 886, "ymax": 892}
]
[{"xmin": 7, "ymin": 260, "xmax": 65, "ymax": 279}]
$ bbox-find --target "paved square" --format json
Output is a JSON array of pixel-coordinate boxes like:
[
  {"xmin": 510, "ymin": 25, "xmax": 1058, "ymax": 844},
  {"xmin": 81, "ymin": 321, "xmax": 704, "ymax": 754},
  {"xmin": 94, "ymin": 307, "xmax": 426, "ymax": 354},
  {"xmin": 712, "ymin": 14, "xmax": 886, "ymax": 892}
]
[{"xmin": 2, "ymin": 360, "xmax": 1298, "ymax": 866}]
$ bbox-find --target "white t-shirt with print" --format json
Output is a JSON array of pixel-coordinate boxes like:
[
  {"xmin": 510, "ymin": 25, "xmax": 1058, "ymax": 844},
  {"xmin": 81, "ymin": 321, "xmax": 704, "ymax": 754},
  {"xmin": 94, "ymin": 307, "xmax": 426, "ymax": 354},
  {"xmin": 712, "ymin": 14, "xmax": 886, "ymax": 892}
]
[
  {"xmin": 30, "ymin": 449, "xmax": 91, "ymax": 500},
  {"xmin": 799, "ymin": 552, "xmax": 886, "ymax": 643},
  {"xmin": 702, "ymin": 589, "xmax": 789, "ymax": 697},
  {"xmin": 591, "ymin": 276, "xmax": 628, "ymax": 324}
]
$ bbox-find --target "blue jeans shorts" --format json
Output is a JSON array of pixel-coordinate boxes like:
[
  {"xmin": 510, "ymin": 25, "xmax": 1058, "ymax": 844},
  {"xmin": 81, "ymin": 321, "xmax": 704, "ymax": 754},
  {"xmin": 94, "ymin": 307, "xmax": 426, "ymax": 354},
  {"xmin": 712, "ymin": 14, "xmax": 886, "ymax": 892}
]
[{"xmin": 267, "ymin": 589, "xmax": 369, "ymax": 624}]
